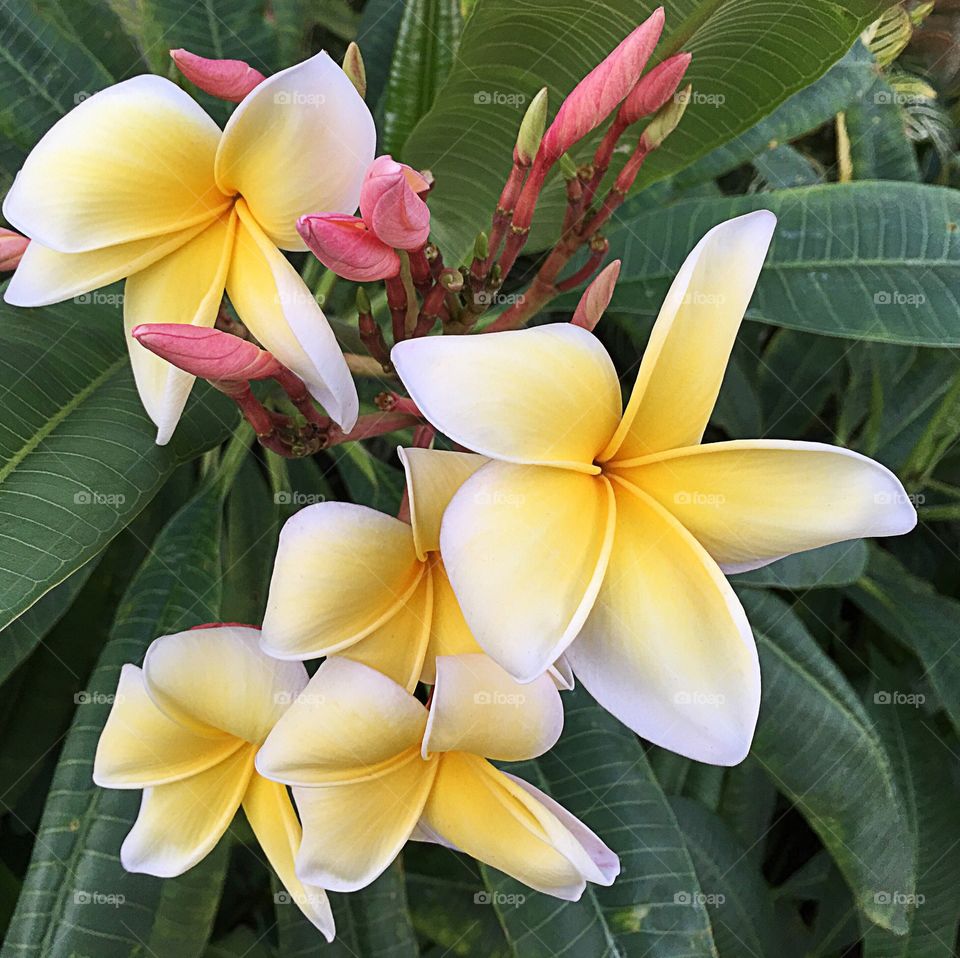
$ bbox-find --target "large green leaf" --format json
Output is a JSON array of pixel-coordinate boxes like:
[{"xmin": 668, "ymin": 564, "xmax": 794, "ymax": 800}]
[
  {"xmin": 0, "ymin": 294, "xmax": 235, "ymax": 631},
  {"xmin": 847, "ymin": 548, "xmax": 960, "ymax": 739},
  {"xmin": 481, "ymin": 685, "xmax": 717, "ymax": 957},
  {"xmin": 381, "ymin": 0, "xmax": 461, "ymax": 157},
  {"xmin": 744, "ymin": 588, "xmax": 915, "ymax": 934},
  {"xmin": 403, "ymin": 0, "xmax": 886, "ymax": 258},
  {"xmin": 862, "ymin": 657, "xmax": 960, "ymax": 958},
  {"xmin": 846, "ymin": 76, "xmax": 922, "ymax": 182},
  {"xmin": 731, "ymin": 540, "xmax": 869, "ymax": 590},
  {"xmin": 0, "ymin": 481, "xmax": 228, "ymax": 958},
  {"xmin": 595, "ymin": 183, "xmax": 960, "ymax": 346},
  {"xmin": 669, "ymin": 798, "xmax": 785, "ymax": 958}
]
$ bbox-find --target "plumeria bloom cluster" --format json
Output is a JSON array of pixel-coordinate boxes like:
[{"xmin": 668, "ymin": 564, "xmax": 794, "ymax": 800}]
[{"xmin": 3, "ymin": 7, "xmax": 919, "ymax": 942}]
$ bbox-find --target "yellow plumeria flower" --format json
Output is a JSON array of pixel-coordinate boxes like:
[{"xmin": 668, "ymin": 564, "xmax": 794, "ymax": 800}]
[
  {"xmin": 260, "ymin": 445, "xmax": 573, "ymax": 689},
  {"xmin": 3, "ymin": 52, "xmax": 373, "ymax": 443},
  {"xmin": 391, "ymin": 211, "xmax": 918, "ymax": 765},
  {"xmin": 93, "ymin": 626, "xmax": 335, "ymax": 939},
  {"xmin": 256, "ymin": 654, "xmax": 618, "ymax": 898}
]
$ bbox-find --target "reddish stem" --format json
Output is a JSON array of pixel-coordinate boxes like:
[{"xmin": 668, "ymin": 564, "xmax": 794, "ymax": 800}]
[{"xmin": 385, "ymin": 274, "xmax": 408, "ymax": 344}]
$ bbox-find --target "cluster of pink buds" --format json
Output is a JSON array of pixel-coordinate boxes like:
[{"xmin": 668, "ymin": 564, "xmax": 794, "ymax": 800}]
[{"xmin": 133, "ymin": 324, "xmax": 417, "ymax": 457}]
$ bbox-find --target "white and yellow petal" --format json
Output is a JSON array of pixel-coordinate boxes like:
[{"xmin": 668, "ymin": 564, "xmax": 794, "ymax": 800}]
[
  {"xmin": 292, "ymin": 755, "xmax": 436, "ymax": 893},
  {"xmin": 600, "ymin": 211, "xmax": 776, "ymax": 462},
  {"xmin": 392, "ymin": 324, "xmax": 622, "ymax": 471},
  {"xmin": 615, "ymin": 440, "xmax": 917, "ymax": 573},
  {"xmin": 420, "ymin": 559, "xmax": 482, "ymax": 685},
  {"xmin": 4, "ymin": 75, "xmax": 229, "ymax": 254},
  {"xmin": 256, "ymin": 658, "xmax": 427, "ymax": 786},
  {"xmin": 124, "ymin": 211, "xmax": 236, "ymax": 445},
  {"xmin": 566, "ymin": 477, "xmax": 760, "ymax": 765},
  {"xmin": 228, "ymin": 201, "xmax": 358, "ymax": 430},
  {"xmin": 422, "ymin": 654, "xmax": 563, "ymax": 761},
  {"xmin": 420, "ymin": 752, "xmax": 617, "ymax": 900},
  {"xmin": 261, "ymin": 502, "xmax": 422, "ymax": 659},
  {"xmin": 94, "ymin": 664, "xmax": 241, "ymax": 788},
  {"xmin": 242, "ymin": 773, "xmax": 335, "ymax": 941},
  {"xmin": 398, "ymin": 447, "xmax": 489, "ymax": 560},
  {"xmin": 121, "ymin": 745, "xmax": 255, "ymax": 877},
  {"xmin": 4, "ymin": 220, "xmax": 212, "ymax": 308},
  {"xmin": 439, "ymin": 462, "xmax": 616, "ymax": 682},
  {"xmin": 215, "ymin": 51, "xmax": 375, "ymax": 251},
  {"xmin": 142, "ymin": 626, "xmax": 308, "ymax": 745}
]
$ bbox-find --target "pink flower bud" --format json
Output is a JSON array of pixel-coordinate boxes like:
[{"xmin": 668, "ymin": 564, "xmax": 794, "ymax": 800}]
[
  {"xmin": 132, "ymin": 324, "xmax": 282, "ymax": 382},
  {"xmin": 359, "ymin": 155, "xmax": 431, "ymax": 250},
  {"xmin": 170, "ymin": 49, "xmax": 266, "ymax": 103},
  {"xmin": 619, "ymin": 51, "xmax": 691, "ymax": 125},
  {"xmin": 297, "ymin": 213, "xmax": 401, "ymax": 281},
  {"xmin": 539, "ymin": 8, "xmax": 665, "ymax": 163},
  {"xmin": 572, "ymin": 259, "xmax": 621, "ymax": 331},
  {"xmin": 0, "ymin": 227, "xmax": 29, "ymax": 271}
]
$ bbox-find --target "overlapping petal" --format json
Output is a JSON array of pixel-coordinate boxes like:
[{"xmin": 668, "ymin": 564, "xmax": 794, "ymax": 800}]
[
  {"xmin": 228, "ymin": 201, "xmax": 359, "ymax": 430},
  {"xmin": 392, "ymin": 324, "xmax": 621, "ymax": 471},
  {"xmin": 440, "ymin": 462, "xmax": 616, "ymax": 682},
  {"xmin": 615, "ymin": 440, "xmax": 918, "ymax": 573},
  {"xmin": 120, "ymin": 745, "xmax": 255, "ymax": 877},
  {"xmin": 261, "ymin": 502, "xmax": 421, "ymax": 659},
  {"xmin": 256, "ymin": 658, "xmax": 427, "ymax": 786},
  {"xmin": 215, "ymin": 51, "xmax": 375, "ymax": 251},
  {"xmin": 420, "ymin": 752, "xmax": 617, "ymax": 900},
  {"xmin": 422, "ymin": 655, "xmax": 563, "ymax": 760},
  {"xmin": 124, "ymin": 211, "xmax": 236, "ymax": 445},
  {"xmin": 398, "ymin": 447, "xmax": 489, "ymax": 559},
  {"xmin": 142, "ymin": 627, "xmax": 307, "ymax": 745},
  {"xmin": 420, "ymin": 560, "xmax": 482, "ymax": 685},
  {"xmin": 3, "ymin": 75, "xmax": 228, "ymax": 253},
  {"xmin": 94, "ymin": 665, "xmax": 240, "ymax": 788},
  {"xmin": 566, "ymin": 477, "xmax": 759, "ymax": 765},
  {"xmin": 600, "ymin": 211, "xmax": 777, "ymax": 461},
  {"xmin": 242, "ymin": 773, "xmax": 335, "ymax": 940}
]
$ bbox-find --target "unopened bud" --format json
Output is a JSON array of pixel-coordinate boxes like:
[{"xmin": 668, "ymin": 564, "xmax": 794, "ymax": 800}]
[
  {"xmin": 359, "ymin": 155, "xmax": 431, "ymax": 250},
  {"xmin": 170, "ymin": 48, "xmax": 265, "ymax": 102},
  {"xmin": 516, "ymin": 87, "xmax": 548, "ymax": 165},
  {"xmin": 356, "ymin": 285, "xmax": 372, "ymax": 314},
  {"xmin": 643, "ymin": 85, "xmax": 689, "ymax": 148},
  {"xmin": 0, "ymin": 227, "xmax": 29, "ymax": 271},
  {"xmin": 473, "ymin": 231, "xmax": 489, "ymax": 262},
  {"xmin": 132, "ymin": 324, "xmax": 281, "ymax": 381},
  {"xmin": 343, "ymin": 42, "xmax": 367, "ymax": 98},
  {"xmin": 558, "ymin": 153, "xmax": 579, "ymax": 181},
  {"xmin": 298, "ymin": 213, "xmax": 400, "ymax": 281},
  {"xmin": 619, "ymin": 51, "xmax": 691, "ymax": 124},
  {"xmin": 439, "ymin": 268, "xmax": 464, "ymax": 292},
  {"xmin": 572, "ymin": 259, "xmax": 620, "ymax": 331}
]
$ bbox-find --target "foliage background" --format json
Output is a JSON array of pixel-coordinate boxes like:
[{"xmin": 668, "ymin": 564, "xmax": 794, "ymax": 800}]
[{"xmin": 1, "ymin": 0, "xmax": 959, "ymax": 955}]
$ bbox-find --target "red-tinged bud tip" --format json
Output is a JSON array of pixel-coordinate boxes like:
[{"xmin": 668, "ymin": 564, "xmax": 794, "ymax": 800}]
[
  {"xmin": 539, "ymin": 7, "xmax": 665, "ymax": 163},
  {"xmin": 297, "ymin": 213, "xmax": 401, "ymax": 282},
  {"xmin": 170, "ymin": 48, "xmax": 266, "ymax": 103},
  {"xmin": 0, "ymin": 227, "xmax": 29, "ymax": 272},
  {"xmin": 359, "ymin": 155, "xmax": 431, "ymax": 250},
  {"xmin": 619, "ymin": 51, "xmax": 692, "ymax": 124},
  {"xmin": 572, "ymin": 259, "xmax": 621, "ymax": 331},
  {"xmin": 132, "ymin": 324, "xmax": 281, "ymax": 382}
]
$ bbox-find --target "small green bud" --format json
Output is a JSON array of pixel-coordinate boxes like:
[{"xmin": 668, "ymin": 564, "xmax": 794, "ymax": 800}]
[
  {"xmin": 355, "ymin": 285, "xmax": 371, "ymax": 313},
  {"xmin": 644, "ymin": 85, "xmax": 689, "ymax": 149},
  {"xmin": 343, "ymin": 42, "xmax": 366, "ymax": 98},
  {"xmin": 558, "ymin": 152, "xmax": 579, "ymax": 181},
  {"xmin": 473, "ymin": 231, "xmax": 489, "ymax": 262},
  {"xmin": 516, "ymin": 87, "xmax": 548, "ymax": 165}
]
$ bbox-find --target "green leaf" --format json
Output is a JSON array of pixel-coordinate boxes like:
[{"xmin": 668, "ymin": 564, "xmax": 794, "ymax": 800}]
[
  {"xmin": 481, "ymin": 685, "xmax": 717, "ymax": 957},
  {"xmin": 404, "ymin": 0, "xmax": 887, "ymax": 258},
  {"xmin": 381, "ymin": 0, "xmax": 461, "ymax": 157},
  {"xmin": 0, "ymin": 295, "xmax": 236, "ymax": 632},
  {"xmin": 0, "ymin": 557, "xmax": 98, "ymax": 685},
  {"xmin": 751, "ymin": 144, "xmax": 822, "ymax": 190},
  {"xmin": 43, "ymin": 0, "xmax": 147, "ymax": 80},
  {"xmin": 862, "ymin": 656, "xmax": 960, "ymax": 957},
  {"xmin": 846, "ymin": 77, "xmax": 922, "ymax": 181},
  {"xmin": 666, "ymin": 41, "xmax": 874, "ymax": 194},
  {"xmin": 595, "ymin": 183, "xmax": 960, "ymax": 346},
  {"xmin": 0, "ymin": 481, "xmax": 228, "ymax": 958},
  {"xmin": 731, "ymin": 540, "xmax": 869, "ymax": 590},
  {"xmin": 744, "ymin": 588, "xmax": 915, "ymax": 934},
  {"xmin": 0, "ymin": 4, "xmax": 113, "ymax": 189},
  {"xmin": 669, "ymin": 798, "xmax": 785, "ymax": 958},
  {"xmin": 847, "ymin": 548, "xmax": 960, "ymax": 739}
]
